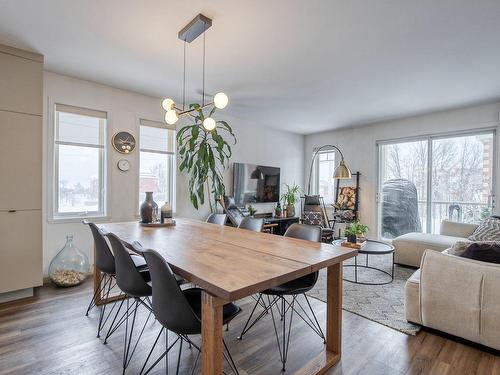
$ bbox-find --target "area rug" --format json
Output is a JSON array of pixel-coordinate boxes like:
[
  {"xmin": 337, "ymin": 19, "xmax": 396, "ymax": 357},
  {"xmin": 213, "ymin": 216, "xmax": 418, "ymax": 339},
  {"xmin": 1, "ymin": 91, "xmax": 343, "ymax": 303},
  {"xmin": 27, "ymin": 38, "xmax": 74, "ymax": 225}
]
[{"xmin": 307, "ymin": 254, "xmax": 421, "ymax": 335}]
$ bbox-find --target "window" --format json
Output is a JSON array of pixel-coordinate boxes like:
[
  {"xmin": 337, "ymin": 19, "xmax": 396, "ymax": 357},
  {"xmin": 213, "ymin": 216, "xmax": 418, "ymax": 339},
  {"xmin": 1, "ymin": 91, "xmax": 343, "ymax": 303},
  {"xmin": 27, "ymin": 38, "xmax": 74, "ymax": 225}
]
[
  {"xmin": 315, "ymin": 151, "xmax": 336, "ymax": 203},
  {"xmin": 378, "ymin": 130, "xmax": 495, "ymax": 239},
  {"xmin": 53, "ymin": 104, "xmax": 107, "ymax": 218},
  {"xmin": 139, "ymin": 119, "xmax": 175, "ymax": 211}
]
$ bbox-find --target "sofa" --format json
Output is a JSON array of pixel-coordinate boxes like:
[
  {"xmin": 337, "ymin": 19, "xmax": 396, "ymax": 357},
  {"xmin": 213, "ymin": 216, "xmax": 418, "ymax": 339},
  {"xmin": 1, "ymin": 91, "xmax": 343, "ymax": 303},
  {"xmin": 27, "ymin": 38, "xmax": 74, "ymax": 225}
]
[
  {"xmin": 405, "ymin": 248, "xmax": 500, "ymax": 350},
  {"xmin": 393, "ymin": 220, "xmax": 478, "ymax": 267}
]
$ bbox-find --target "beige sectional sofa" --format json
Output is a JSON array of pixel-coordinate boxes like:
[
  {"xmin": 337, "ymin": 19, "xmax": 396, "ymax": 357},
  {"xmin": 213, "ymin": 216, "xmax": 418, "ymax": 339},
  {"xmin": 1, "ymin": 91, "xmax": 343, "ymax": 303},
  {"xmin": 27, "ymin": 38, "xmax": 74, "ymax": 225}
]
[
  {"xmin": 405, "ymin": 249, "xmax": 500, "ymax": 350},
  {"xmin": 393, "ymin": 220, "xmax": 478, "ymax": 267}
]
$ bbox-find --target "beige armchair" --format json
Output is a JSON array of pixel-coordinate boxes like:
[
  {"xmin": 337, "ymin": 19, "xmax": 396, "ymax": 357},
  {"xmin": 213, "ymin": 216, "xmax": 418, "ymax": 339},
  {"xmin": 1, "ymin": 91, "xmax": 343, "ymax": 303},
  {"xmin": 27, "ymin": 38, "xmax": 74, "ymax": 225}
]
[
  {"xmin": 405, "ymin": 249, "xmax": 500, "ymax": 350},
  {"xmin": 393, "ymin": 220, "xmax": 478, "ymax": 267}
]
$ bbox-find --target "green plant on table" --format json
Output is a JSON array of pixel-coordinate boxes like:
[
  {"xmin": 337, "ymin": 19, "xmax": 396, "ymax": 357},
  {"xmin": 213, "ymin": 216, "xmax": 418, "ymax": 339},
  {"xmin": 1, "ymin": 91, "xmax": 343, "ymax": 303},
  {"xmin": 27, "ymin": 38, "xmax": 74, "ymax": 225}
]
[
  {"xmin": 177, "ymin": 103, "xmax": 236, "ymax": 212},
  {"xmin": 344, "ymin": 220, "xmax": 369, "ymax": 238}
]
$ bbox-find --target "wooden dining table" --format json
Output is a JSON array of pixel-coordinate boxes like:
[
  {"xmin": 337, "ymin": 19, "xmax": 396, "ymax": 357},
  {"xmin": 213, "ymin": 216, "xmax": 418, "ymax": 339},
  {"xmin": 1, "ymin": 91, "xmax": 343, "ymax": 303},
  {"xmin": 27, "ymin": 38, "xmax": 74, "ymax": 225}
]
[{"xmin": 96, "ymin": 218, "xmax": 357, "ymax": 375}]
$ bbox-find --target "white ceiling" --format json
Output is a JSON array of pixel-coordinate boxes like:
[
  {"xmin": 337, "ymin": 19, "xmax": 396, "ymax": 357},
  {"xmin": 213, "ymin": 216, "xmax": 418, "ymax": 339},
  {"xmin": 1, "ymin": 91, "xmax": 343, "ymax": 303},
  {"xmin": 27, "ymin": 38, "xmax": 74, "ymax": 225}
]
[{"xmin": 1, "ymin": 0, "xmax": 500, "ymax": 134}]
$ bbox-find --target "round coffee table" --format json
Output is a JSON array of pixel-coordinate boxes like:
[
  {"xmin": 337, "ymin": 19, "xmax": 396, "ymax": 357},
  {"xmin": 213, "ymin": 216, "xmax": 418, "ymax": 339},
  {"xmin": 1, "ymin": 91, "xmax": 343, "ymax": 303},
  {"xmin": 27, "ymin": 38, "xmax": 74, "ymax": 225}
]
[{"xmin": 332, "ymin": 239, "xmax": 395, "ymax": 285}]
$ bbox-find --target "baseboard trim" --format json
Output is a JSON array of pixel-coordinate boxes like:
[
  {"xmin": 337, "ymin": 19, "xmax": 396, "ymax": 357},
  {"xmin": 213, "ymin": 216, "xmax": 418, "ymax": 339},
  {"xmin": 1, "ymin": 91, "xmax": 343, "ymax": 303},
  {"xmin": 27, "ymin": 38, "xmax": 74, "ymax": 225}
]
[{"xmin": 0, "ymin": 288, "xmax": 34, "ymax": 304}]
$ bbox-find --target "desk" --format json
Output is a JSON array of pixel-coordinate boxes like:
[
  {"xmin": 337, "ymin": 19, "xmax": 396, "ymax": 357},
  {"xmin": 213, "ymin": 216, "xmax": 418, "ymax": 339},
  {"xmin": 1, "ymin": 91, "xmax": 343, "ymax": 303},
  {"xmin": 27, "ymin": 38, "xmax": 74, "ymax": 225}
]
[{"xmin": 97, "ymin": 218, "xmax": 357, "ymax": 374}]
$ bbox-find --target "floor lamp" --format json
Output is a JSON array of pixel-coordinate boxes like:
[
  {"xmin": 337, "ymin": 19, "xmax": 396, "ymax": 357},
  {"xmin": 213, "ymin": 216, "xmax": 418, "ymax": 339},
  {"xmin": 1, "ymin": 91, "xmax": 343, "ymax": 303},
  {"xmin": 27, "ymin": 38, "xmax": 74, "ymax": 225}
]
[{"xmin": 306, "ymin": 144, "xmax": 352, "ymax": 195}]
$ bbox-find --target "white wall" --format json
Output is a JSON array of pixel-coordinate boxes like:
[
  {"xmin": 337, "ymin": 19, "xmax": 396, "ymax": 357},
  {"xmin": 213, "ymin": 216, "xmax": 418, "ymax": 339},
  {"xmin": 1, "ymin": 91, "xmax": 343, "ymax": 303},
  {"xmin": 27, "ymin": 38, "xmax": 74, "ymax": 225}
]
[
  {"xmin": 304, "ymin": 102, "xmax": 500, "ymax": 237},
  {"xmin": 42, "ymin": 72, "xmax": 304, "ymax": 275}
]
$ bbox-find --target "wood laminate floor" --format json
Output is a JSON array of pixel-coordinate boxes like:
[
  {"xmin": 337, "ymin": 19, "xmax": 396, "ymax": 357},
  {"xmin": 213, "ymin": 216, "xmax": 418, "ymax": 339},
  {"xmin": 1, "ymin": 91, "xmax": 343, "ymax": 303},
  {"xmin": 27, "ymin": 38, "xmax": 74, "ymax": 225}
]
[{"xmin": 0, "ymin": 280, "xmax": 499, "ymax": 375}]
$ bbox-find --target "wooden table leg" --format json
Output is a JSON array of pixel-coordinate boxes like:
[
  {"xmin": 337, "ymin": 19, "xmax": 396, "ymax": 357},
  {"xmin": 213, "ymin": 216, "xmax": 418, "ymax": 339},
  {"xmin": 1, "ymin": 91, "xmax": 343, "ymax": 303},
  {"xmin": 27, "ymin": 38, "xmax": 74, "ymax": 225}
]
[
  {"xmin": 326, "ymin": 262, "xmax": 342, "ymax": 355},
  {"xmin": 300, "ymin": 262, "xmax": 342, "ymax": 375},
  {"xmin": 201, "ymin": 291, "xmax": 225, "ymax": 375}
]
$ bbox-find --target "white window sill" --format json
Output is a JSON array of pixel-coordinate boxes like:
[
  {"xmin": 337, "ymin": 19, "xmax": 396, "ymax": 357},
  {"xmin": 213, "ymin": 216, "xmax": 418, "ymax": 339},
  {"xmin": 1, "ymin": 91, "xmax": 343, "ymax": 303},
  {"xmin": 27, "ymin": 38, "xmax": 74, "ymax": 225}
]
[{"xmin": 47, "ymin": 215, "xmax": 111, "ymax": 224}]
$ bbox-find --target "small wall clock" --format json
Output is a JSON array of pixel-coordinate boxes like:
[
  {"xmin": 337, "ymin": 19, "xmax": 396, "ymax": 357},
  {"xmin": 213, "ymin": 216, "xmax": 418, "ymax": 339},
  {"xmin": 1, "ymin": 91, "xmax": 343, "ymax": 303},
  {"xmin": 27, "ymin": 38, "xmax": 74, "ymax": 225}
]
[
  {"xmin": 117, "ymin": 159, "xmax": 131, "ymax": 172},
  {"xmin": 112, "ymin": 131, "xmax": 136, "ymax": 154}
]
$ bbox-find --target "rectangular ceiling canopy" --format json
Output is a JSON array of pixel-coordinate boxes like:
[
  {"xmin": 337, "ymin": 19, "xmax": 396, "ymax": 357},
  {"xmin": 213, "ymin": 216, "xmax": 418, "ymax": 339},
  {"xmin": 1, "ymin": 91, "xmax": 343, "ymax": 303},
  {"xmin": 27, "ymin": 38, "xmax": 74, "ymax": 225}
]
[{"xmin": 178, "ymin": 13, "xmax": 212, "ymax": 43}]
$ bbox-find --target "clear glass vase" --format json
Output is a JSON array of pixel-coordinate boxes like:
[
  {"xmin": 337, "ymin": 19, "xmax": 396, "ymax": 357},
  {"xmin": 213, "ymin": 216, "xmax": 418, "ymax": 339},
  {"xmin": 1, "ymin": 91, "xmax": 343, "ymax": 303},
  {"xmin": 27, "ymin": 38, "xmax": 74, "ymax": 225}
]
[{"xmin": 49, "ymin": 235, "xmax": 90, "ymax": 287}]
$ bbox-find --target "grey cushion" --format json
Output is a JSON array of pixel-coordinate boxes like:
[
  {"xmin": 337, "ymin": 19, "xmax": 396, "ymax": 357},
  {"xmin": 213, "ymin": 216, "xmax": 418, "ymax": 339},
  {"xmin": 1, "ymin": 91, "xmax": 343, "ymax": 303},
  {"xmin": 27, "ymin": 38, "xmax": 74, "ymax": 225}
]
[{"xmin": 468, "ymin": 217, "xmax": 500, "ymax": 241}]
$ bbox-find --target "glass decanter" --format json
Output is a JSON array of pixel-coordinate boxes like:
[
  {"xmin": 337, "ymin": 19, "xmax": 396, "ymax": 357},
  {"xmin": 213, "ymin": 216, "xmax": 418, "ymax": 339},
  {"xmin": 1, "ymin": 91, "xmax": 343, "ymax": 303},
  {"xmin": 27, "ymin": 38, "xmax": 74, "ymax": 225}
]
[{"xmin": 49, "ymin": 235, "xmax": 90, "ymax": 287}]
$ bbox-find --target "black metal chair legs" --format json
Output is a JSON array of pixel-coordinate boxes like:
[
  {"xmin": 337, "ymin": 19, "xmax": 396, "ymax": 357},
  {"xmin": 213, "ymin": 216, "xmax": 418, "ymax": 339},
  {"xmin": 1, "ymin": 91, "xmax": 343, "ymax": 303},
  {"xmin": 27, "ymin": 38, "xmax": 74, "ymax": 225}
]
[
  {"xmin": 85, "ymin": 273, "xmax": 125, "ymax": 339},
  {"xmin": 122, "ymin": 297, "xmax": 154, "ymax": 374},
  {"xmin": 141, "ymin": 330, "xmax": 239, "ymax": 375},
  {"xmin": 238, "ymin": 294, "xmax": 325, "ymax": 371}
]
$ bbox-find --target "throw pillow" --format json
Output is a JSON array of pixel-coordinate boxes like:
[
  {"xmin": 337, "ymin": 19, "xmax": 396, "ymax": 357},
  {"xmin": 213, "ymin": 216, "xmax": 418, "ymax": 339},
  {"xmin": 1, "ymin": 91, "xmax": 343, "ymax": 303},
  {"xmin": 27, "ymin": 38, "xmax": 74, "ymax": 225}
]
[
  {"xmin": 448, "ymin": 241, "xmax": 472, "ymax": 256},
  {"xmin": 459, "ymin": 242, "xmax": 500, "ymax": 264},
  {"xmin": 468, "ymin": 217, "xmax": 500, "ymax": 241},
  {"xmin": 303, "ymin": 211, "xmax": 323, "ymax": 226}
]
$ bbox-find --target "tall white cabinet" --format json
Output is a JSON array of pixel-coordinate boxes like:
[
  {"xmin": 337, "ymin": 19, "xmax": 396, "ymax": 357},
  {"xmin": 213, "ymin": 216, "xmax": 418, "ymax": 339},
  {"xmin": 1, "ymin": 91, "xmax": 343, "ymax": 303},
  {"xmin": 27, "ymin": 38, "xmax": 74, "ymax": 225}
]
[{"xmin": 0, "ymin": 44, "xmax": 43, "ymax": 300}]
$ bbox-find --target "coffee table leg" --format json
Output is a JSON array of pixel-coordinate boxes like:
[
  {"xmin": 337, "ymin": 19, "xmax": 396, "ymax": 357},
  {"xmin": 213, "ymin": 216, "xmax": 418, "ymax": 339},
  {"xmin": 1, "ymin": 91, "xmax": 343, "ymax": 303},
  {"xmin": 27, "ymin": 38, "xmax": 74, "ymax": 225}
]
[
  {"xmin": 354, "ymin": 255, "xmax": 358, "ymax": 283},
  {"xmin": 391, "ymin": 252, "xmax": 395, "ymax": 281}
]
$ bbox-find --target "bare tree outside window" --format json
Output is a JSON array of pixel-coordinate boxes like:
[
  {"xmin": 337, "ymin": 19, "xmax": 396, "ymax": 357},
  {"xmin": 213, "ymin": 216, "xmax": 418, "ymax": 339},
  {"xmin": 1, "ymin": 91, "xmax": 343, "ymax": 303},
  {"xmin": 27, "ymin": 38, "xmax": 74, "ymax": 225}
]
[{"xmin": 379, "ymin": 132, "xmax": 494, "ymax": 238}]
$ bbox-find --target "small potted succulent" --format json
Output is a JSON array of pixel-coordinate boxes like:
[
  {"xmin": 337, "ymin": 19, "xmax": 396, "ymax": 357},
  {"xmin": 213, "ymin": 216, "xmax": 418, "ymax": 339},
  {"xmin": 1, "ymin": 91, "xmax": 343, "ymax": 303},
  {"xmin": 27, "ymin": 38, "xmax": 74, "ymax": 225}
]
[
  {"xmin": 281, "ymin": 183, "xmax": 301, "ymax": 218},
  {"xmin": 247, "ymin": 204, "xmax": 257, "ymax": 217},
  {"xmin": 344, "ymin": 220, "xmax": 369, "ymax": 243}
]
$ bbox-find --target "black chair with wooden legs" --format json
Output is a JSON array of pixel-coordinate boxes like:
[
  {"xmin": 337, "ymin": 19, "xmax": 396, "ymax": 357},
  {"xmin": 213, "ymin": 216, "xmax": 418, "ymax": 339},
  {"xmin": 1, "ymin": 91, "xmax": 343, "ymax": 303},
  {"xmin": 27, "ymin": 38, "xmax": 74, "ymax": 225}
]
[
  {"xmin": 83, "ymin": 220, "xmax": 147, "ymax": 339},
  {"xmin": 105, "ymin": 233, "xmax": 155, "ymax": 374},
  {"xmin": 238, "ymin": 223, "xmax": 325, "ymax": 371},
  {"xmin": 140, "ymin": 248, "xmax": 242, "ymax": 375}
]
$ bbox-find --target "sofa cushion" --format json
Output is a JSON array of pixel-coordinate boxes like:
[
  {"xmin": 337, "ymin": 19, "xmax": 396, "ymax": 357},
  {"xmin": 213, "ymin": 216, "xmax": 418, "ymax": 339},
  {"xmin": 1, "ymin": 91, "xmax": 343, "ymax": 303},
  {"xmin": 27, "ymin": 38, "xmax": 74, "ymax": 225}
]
[
  {"xmin": 468, "ymin": 217, "xmax": 500, "ymax": 241},
  {"xmin": 440, "ymin": 220, "xmax": 478, "ymax": 238},
  {"xmin": 460, "ymin": 242, "xmax": 500, "ymax": 264},
  {"xmin": 393, "ymin": 232, "xmax": 465, "ymax": 267}
]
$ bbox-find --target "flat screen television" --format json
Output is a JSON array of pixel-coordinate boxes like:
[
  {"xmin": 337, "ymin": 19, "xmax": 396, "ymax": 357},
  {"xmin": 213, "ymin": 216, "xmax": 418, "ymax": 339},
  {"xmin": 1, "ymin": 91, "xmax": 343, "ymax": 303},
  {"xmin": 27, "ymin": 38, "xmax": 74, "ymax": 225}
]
[{"xmin": 233, "ymin": 162, "xmax": 280, "ymax": 206}]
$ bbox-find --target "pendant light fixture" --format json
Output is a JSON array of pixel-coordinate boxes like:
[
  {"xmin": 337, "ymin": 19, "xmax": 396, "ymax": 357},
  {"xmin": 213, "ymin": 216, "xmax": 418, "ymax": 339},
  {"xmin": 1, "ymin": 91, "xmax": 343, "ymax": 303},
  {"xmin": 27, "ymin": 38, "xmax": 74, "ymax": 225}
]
[{"xmin": 162, "ymin": 14, "xmax": 228, "ymax": 130}]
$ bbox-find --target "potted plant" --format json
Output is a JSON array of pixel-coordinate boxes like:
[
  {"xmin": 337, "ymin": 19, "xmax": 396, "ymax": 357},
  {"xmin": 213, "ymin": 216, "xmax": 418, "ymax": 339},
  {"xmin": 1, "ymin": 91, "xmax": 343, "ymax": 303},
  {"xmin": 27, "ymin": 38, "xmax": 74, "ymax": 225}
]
[
  {"xmin": 247, "ymin": 204, "xmax": 257, "ymax": 217},
  {"xmin": 177, "ymin": 104, "xmax": 236, "ymax": 213},
  {"xmin": 344, "ymin": 220, "xmax": 369, "ymax": 243},
  {"xmin": 281, "ymin": 183, "xmax": 301, "ymax": 218}
]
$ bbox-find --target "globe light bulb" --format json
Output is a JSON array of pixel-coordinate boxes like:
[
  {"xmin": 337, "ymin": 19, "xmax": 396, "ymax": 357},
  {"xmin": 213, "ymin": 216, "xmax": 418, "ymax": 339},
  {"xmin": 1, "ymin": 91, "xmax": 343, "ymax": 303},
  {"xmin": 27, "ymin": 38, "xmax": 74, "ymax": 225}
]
[
  {"xmin": 203, "ymin": 117, "xmax": 216, "ymax": 131},
  {"xmin": 162, "ymin": 98, "xmax": 175, "ymax": 111},
  {"xmin": 213, "ymin": 92, "xmax": 228, "ymax": 109},
  {"xmin": 165, "ymin": 110, "xmax": 179, "ymax": 125}
]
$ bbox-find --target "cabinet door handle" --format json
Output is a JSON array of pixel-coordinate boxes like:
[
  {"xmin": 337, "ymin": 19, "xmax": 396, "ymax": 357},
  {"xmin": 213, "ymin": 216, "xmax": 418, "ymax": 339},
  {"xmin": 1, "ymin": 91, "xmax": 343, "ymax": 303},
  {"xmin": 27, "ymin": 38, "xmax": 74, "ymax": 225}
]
[{"xmin": 8, "ymin": 210, "xmax": 17, "ymax": 213}]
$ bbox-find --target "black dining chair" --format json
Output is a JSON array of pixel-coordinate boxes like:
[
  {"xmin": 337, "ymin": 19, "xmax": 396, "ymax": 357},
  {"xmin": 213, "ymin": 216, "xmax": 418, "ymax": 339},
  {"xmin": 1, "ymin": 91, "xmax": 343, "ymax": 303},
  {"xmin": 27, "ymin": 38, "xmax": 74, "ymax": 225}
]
[
  {"xmin": 238, "ymin": 223, "xmax": 325, "ymax": 371},
  {"xmin": 238, "ymin": 217, "xmax": 264, "ymax": 232},
  {"xmin": 140, "ymin": 248, "xmax": 242, "ymax": 375},
  {"xmin": 105, "ymin": 232, "xmax": 155, "ymax": 373},
  {"xmin": 206, "ymin": 213, "xmax": 227, "ymax": 226},
  {"xmin": 83, "ymin": 220, "xmax": 147, "ymax": 339}
]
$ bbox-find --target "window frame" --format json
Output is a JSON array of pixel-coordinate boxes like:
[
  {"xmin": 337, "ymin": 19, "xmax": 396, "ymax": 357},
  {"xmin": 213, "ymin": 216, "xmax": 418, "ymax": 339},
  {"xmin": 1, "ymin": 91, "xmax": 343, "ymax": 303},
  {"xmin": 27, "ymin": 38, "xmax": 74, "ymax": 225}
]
[
  {"xmin": 313, "ymin": 149, "xmax": 337, "ymax": 204},
  {"xmin": 47, "ymin": 99, "xmax": 111, "ymax": 223},
  {"xmin": 137, "ymin": 118, "xmax": 176, "ymax": 215},
  {"xmin": 375, "ymin": 127, "xmax": 498, "ymax": 238}
]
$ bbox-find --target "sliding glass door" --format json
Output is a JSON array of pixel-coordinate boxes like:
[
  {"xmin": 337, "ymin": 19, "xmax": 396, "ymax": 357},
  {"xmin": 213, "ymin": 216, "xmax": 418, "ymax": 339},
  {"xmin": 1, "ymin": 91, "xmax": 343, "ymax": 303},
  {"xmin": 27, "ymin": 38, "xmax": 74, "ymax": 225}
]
[
  {"xmin": 430, "ymin": 133, "xmax": 494, "ymax": 233},
  {"xmin": 378, "ymin": 130, "xmax": 495, "ymax": 239}
]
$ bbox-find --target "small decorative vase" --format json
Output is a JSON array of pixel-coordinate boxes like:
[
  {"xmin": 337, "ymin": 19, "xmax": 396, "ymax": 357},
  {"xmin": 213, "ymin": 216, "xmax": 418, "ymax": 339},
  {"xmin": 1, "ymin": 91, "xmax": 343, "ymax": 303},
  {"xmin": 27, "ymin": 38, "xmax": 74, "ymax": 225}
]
[
  {"xmin": 160, "ymin": 201, "xmax": 172, "ymax": 223},
  {"xmin": 286, "ymin": 204, "xmax": 295, "ymax": 218},
  {"xmin": 49, "ymin": 235, "xmax": 90, "ymax": 287},
  {"xmin": 275, "ymin": 203, "xmax": 282, "ymax": 217},
  {"xmin": 140, "ymin": 192, "xmax": 158, "ymax": 223},
  {"xmin": 347, "ymin": 234, "xmax": 357, "ymax": 244}
]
